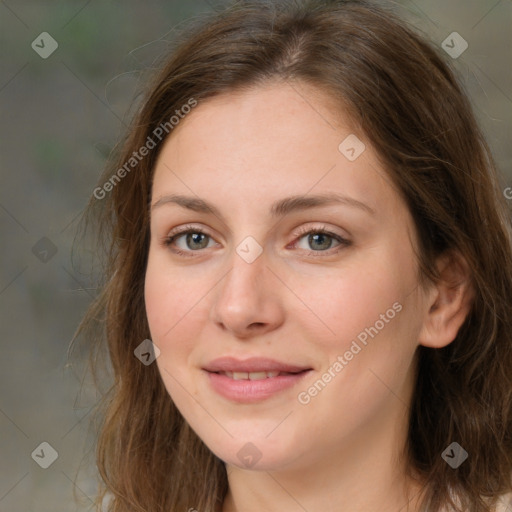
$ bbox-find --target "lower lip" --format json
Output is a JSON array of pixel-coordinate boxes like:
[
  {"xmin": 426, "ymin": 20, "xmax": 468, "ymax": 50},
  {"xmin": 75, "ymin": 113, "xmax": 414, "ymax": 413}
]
[{"xmin": 205, "ymin": 371, "xmax": 311, "ymax": 403}]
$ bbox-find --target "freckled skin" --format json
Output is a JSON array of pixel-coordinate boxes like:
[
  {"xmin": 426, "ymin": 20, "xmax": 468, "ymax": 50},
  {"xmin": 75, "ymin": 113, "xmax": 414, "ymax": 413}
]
[{"xmin": 144, "ymin": 82, "xmax": 431, "ymax": 511}]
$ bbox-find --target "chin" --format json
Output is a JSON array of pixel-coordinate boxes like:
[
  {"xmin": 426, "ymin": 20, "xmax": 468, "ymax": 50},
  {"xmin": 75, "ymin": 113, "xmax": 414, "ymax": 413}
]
[{"xmin": 192, "ymin": 425, "xmax": 306, "ymax": 471}]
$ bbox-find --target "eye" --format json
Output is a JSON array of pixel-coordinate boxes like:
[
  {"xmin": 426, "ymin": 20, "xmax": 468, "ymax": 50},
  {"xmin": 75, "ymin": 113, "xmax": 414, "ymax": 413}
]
[
  {"xmin": 162, "ymin": 225, "xmax": 217, "ymax": 257},
  {"xmin": 161, "ymin": 224, "xmax": 351, "ymax": 258},
  {"xmin": 291, "ymin": 225, "xmax": 351, "ymax": 256}
]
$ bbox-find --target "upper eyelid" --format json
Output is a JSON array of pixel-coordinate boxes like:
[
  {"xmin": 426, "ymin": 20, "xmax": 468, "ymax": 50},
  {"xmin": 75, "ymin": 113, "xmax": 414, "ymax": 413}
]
[
  {"xmin": 165, "ymin": 223, "xmax": 347, "ymax": 240},
  {"xmin": 164, "ymin": 224, "xmax": 349, "ymax": 251}
]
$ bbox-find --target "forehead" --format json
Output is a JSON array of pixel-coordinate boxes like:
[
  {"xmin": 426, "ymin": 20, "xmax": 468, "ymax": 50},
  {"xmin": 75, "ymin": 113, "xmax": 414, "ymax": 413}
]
[{"xmin": 151, "ymin": 81, "xmax": 402, "ymax": 220}]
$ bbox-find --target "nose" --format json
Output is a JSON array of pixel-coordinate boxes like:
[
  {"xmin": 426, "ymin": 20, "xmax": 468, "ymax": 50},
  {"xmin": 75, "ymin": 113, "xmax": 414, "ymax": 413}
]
[{"xmin": 209, "ymin": 247, "xmax": 285, "ymax": 339}]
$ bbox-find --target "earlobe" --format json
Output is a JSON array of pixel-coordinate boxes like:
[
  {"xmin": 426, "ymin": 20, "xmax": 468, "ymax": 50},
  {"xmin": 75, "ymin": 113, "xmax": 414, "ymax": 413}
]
[{"xmin": 418, "ymin": 251, "xmax": 474, "ymax": 349}]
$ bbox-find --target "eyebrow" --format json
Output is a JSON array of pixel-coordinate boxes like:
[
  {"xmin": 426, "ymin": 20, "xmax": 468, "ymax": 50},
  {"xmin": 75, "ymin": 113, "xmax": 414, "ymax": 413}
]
[{"xmin": 151, "ymin": 192, "xmax": 375, "ymax": 218}]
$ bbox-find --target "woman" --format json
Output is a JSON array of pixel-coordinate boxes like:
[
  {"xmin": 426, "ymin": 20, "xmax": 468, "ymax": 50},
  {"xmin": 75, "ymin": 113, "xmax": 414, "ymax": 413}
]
[{"xmin": 75, "ymin": 0, "xmax": 512, "ymax": 510}]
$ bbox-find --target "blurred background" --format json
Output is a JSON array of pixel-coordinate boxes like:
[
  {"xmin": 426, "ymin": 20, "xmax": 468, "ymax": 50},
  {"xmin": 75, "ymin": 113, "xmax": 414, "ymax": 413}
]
[{"xmin": 0, "ymin": 1, "xmax": 511, "ymax": 511}]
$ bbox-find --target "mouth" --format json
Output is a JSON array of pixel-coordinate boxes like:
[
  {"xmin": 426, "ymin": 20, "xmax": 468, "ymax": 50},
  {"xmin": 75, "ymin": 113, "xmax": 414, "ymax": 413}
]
[
  {"xmin": 203, "ymin": 356, "xmax": 311, "ymax": 374},
  {"xmin": 216, "ymin": 370, "xmax": 306, "ymax": 380},
  {"xmin": 202, "ymin": 357, "xmax": 313, "ymax": 403}
]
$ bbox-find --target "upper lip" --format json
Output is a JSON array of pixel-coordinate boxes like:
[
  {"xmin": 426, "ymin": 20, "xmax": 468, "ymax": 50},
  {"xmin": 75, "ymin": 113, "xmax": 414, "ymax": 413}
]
[{"xmin": 203, "ymin": 357, "xmax": 312, "ymax": 373}]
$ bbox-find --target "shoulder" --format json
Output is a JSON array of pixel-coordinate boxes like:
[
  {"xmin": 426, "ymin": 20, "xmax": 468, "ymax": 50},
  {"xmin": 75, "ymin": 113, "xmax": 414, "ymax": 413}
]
[
  {"xmin": 494, "ymin": 492, "xmax": 512, "ymax": 511},
  {"xmin": 441, "ymin": 491, "xmax": 512, "ymax": 512}
]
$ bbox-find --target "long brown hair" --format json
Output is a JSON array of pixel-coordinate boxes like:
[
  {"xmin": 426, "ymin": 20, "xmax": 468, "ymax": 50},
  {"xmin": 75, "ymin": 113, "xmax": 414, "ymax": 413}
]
[{"xmin": 72, "ymin": 1, "xmax": 512, "ymax": 510}]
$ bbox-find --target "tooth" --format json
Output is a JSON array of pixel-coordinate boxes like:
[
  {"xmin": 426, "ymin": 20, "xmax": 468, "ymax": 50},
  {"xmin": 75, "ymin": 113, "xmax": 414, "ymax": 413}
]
[
  {"xmin": 224, "ymin": 371, "xmax": 233, "ymax": 378},
  {"xmin": 232, "ymin": 372, "xmax": 249, "ymax": 380},
  {"xmin": 248, "ymin": 372, "xmax": 268, "ymax": 380},
  {"xmin": 266, "ymin": 371, "xmax": 279, "ymax": 378}
]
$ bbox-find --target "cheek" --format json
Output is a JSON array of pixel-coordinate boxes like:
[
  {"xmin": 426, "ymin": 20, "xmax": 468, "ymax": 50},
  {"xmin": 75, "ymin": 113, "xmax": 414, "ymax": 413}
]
[
  {"xmin": 144, "ymin": 258, "xmax": 204, "ymax": 380},
  {"xmin": 144, "ymin": 252, "xmax": 206, "ymax": 340},
  {"xmin": 294, "ymin": 271, "xmax": 418, "ymax": 438},
  {"xmin": 144, "ymin": 271, "xmax": 175, "ymax": 342},
  {"xmin": 144, "ymin": 259, "xmax": 205, "ymax": 408},
  {"xmin": 290, "ymin": 256, "xmax": 410, "ymax": 354}
]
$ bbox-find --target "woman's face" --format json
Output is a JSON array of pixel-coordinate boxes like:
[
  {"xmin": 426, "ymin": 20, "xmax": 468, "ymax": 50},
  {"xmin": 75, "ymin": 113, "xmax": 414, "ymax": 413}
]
[{"xmin": 145, "ymin": 81, "xmax": 430, "ymax": 472}]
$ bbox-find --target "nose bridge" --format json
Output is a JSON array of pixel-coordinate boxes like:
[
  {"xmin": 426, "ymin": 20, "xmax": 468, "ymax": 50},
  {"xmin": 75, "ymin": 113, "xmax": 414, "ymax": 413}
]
[
  {"xmin": 210, "ymin": 239, "xmax": 283, "ymax": 335},
  {"xmin": 218, "ymin": 241, "xmax": 267, "ymax": 309}
]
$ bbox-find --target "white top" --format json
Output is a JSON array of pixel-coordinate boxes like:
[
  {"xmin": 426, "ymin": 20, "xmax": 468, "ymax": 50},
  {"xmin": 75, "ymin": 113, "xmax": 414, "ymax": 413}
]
[
  {"xmin": 494, "ymin": 493, "xmax": 512, "ymax": 512},
  {"xmin": 440, "ymin": 492, "xmax": 512, "ymax": 511}
]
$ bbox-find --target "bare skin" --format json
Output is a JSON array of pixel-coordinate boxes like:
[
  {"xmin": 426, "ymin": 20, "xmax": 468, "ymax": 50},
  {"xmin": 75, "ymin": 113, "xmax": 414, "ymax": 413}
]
[{"xmin": 144, "ymin": 81, "xmax": 473, "ymax": 512}]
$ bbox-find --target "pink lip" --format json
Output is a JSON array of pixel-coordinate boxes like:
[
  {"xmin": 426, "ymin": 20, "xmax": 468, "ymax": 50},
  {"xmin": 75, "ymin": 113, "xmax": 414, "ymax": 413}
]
[
  {"xmin": 202, "ymin": 357, "xmax": 312, "ymax": 403},
  {"xmin": 203, "ymin": 356, "xmax": 310, "ymax": 373}
]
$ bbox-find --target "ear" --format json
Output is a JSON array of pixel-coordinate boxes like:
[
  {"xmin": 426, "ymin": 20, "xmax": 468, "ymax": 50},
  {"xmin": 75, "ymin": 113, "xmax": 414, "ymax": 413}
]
[{"xmin": 418, "ymin": 250, "xmax": 474, "ymax": 349}]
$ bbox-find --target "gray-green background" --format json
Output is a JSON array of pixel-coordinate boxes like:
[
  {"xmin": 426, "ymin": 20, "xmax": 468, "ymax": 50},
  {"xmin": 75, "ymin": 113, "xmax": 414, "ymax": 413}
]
[{"xmin": 1, "ymin": 1, "xmax": 511, "ymax": 511}]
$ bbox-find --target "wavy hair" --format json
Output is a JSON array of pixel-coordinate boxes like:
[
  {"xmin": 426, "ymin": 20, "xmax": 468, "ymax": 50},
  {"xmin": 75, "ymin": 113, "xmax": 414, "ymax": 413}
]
[{"xmin": 72, "ymin": 1, "xmax": 512, "ymax": 510}]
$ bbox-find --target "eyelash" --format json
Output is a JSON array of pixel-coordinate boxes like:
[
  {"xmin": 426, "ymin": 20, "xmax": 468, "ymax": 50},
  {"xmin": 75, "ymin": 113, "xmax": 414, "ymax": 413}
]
[{"xmin": 162, "ymin": 224, "xmax": 351, "ymax": 258}]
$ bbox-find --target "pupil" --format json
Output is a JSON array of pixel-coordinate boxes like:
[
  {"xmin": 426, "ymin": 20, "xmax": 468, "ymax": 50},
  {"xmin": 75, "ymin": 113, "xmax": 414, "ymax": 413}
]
[
  {"xmin": 309, "ymin": 233, "xmax": 331, "ymax": 251},
  {"xmin": 187, "ymin": 233, "xmax": 208, "ymax": 249}
]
